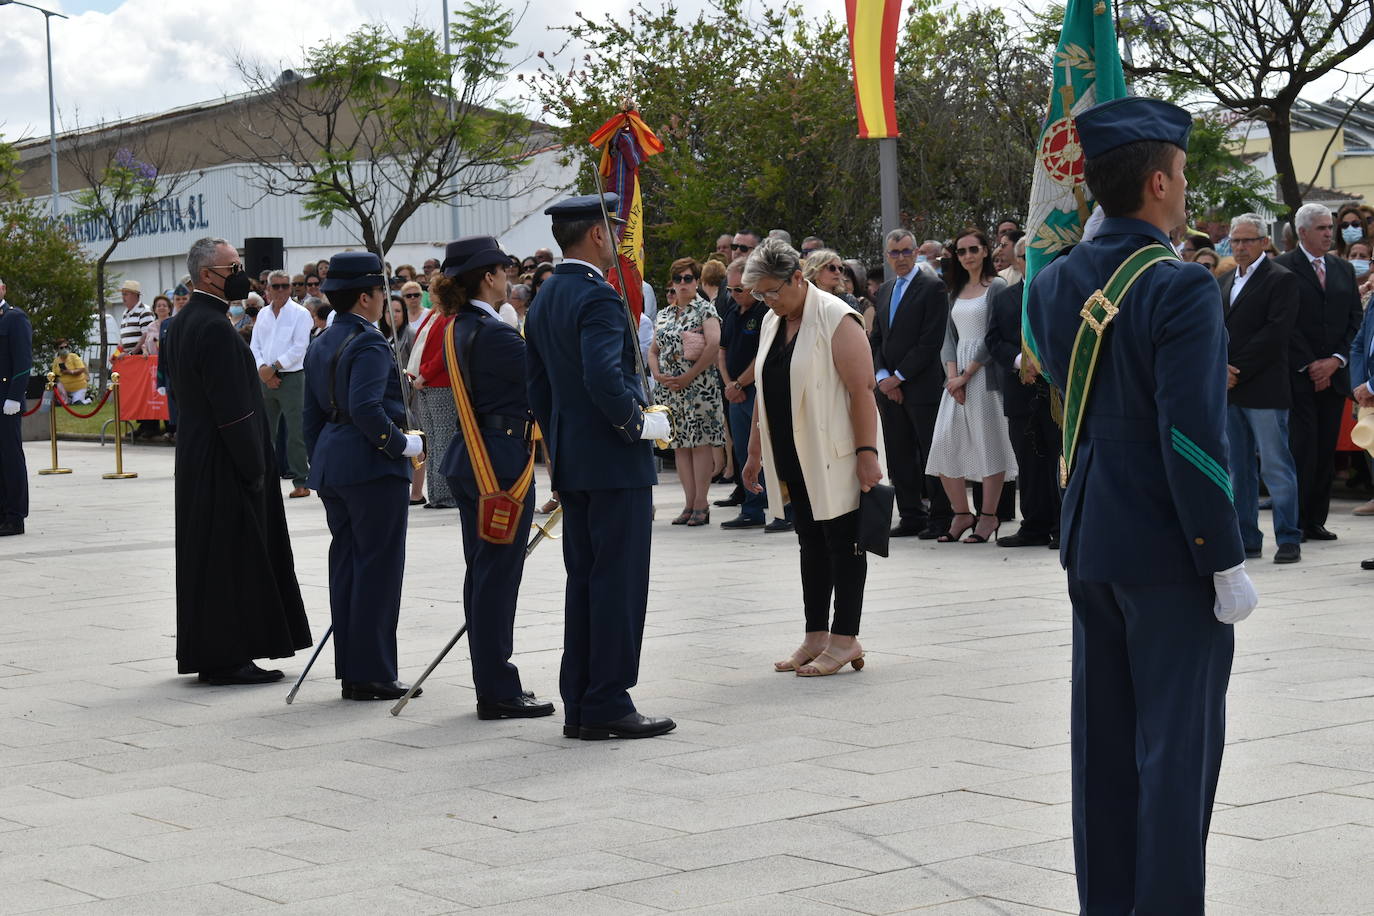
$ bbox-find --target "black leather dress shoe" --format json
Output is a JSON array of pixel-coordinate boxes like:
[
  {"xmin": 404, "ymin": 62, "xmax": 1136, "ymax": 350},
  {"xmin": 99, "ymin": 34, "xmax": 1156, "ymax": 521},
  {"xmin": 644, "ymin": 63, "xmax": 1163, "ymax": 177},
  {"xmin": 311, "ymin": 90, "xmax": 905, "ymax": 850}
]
[
  {"xmin": 562, "ymin": 724, "xmax": 580, "ymax": 738},
  {"xmin": 997, "ymin": 531, "xmax": 1052, "ymax": 548},
  {"xmin": 891, "ymin": 524, "xmax": 925, "ymax": 538},
  {"xmin": 1304, "ymin": 526, "xmax": 1338, "ymax": 541},
  {"xmin": 720, "ymin": 515, "xmax": 765, "ymax": 529},
  {"xmin": 579, "ymin": 712, "xmax": 676, "ymax": 740},
  {"xmin": 1361, "ymin": 558, "xmax": 1374, "ymax": 571},
  {"xmin": 1274, "ymin": 543, "xmax": 1301, "ymax": 564},
  {"xmin": 477, "ymin": 691, "xmax": 555, "ymax": 720},
  {"xmin": 713, "ymin": 493, "xmax": 744, "ymax": 507},
  {"xmin": 917, "ymin": 525, "xmax": 947, "ymax": 540},
  {"xmin": 1244, "ymin": 546, "xmax": 1262, "ymax": 559},
  {"xmin": 764, "ymin": 518, "xmax": 794, "ymax": 533},
  {"xmin": 0, "ymin": 519, "xmax": 24, "ymax": 537},
  {"xmin": 198, "ymin": 662, "xmax": 284, "ymax": 685},
  {"xmin": 1048, "ymin": 537, "xmax": 1059, "ymax": 549},
  {"xmin": 342, "ymin": 680, "xmax": 419, "ymax": 701}
]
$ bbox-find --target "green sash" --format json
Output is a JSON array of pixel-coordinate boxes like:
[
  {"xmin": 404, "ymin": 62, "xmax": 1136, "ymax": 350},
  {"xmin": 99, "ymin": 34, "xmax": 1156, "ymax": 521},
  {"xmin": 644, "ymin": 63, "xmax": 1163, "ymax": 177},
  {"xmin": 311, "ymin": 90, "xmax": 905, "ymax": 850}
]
[{"xmin": 1059, "ymin": 243, "xmax": 1178, "ymax": 487}]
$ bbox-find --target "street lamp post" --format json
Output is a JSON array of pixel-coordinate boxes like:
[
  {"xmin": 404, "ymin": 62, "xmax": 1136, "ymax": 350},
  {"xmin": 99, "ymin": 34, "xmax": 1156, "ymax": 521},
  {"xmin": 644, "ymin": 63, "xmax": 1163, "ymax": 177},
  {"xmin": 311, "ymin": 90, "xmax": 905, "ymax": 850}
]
[{"xmin": 0, "ymin": 0, "xmax": 69, "ymax": 220}]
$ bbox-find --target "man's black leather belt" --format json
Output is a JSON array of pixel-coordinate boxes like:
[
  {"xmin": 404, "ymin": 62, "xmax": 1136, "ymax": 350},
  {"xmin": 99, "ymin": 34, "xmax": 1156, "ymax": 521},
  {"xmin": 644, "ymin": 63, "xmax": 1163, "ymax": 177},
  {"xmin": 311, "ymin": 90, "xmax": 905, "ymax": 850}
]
[{"xmin": 477, "ymin": 414, "xmax": 532, "ymax": 437}]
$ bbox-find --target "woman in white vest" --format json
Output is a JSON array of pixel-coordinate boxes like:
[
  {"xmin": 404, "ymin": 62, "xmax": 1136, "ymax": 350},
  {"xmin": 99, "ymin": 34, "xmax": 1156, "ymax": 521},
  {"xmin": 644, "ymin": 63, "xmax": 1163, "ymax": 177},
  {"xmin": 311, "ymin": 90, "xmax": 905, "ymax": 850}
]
[{"xmin": 742, "ymin": 239, "xmax": 885, "ymax": 677}]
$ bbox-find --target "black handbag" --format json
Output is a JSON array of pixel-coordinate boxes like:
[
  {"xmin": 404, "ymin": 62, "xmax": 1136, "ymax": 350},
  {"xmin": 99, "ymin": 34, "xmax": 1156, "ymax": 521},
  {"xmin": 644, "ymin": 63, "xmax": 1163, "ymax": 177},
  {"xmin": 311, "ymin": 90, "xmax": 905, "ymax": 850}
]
[{"xmin": 855, "ymin": 483, "xmax": 895, "ymax": 557}]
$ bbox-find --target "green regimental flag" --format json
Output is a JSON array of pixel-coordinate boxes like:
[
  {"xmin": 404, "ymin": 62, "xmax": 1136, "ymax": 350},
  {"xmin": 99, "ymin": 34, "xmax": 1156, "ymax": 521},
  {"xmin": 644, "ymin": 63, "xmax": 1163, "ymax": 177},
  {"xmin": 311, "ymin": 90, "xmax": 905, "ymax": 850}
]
[{"xmin": 1021, "ymin": 0, "xmax": 1128, "ymax": 385}]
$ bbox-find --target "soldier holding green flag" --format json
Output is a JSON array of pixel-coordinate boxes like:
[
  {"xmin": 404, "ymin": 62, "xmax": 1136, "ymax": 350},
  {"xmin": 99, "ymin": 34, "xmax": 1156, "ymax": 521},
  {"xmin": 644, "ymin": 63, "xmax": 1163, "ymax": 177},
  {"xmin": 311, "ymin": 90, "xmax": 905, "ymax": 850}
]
[{"xmin": 1027, "ymin": 97, "xmax": 1257, "ymax": 914}]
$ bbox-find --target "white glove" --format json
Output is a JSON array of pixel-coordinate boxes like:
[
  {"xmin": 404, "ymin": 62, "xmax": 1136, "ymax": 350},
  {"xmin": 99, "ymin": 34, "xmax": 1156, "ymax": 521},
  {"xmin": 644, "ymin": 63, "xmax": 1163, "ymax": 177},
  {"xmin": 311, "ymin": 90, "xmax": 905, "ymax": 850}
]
[
  {"xmin": 156, "ymin": 387, "xmax": 167, "ymax": 397},
  {"xmin": 2, "ymin": 400, "xmax": 19, "ymax": 416},
  {"xmin": 1213, "ymin": 562, "xmax": 1258, "ymax": 624},
  {"xmin": 401, "ymin": 433, "xmax": 424, "ymax": 458},
  {"xmin": 640, "ymin": 409, "xmax": 671, "ymax": 441}
]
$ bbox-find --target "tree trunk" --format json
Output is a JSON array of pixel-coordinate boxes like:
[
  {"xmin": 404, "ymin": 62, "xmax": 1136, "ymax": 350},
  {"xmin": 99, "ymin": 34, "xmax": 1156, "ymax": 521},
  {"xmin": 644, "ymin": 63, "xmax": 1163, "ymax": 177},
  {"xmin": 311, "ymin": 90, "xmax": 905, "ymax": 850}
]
[
  {"xmin": 94, "ymin": 253, "xmax": 111, "ymax": 390},
  {"xmin": 1266, "ymin": 112, "xmax": 1304, "ymax": 232}
]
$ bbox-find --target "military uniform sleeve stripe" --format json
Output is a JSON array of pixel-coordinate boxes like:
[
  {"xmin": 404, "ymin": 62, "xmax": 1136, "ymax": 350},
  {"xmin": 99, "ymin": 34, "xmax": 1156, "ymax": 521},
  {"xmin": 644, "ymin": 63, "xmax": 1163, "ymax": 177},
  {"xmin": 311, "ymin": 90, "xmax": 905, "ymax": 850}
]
[{"xmin": 1169, "ymin": 426, "xmax": 1234, "ymax": 502}]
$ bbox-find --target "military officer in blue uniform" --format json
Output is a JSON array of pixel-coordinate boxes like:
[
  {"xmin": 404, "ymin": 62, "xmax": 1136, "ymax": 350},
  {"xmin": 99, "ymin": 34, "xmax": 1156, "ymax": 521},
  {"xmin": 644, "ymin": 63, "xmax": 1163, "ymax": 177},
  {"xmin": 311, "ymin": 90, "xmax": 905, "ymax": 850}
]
[
  {"xmin": 0, "ymin": 278, "xmax": 32, "ymax": 537},
  {"xmin": 303, "ymin": 252, "xmax": 425, "ymax": 701},
  {"xmin": 1025, "ymin": 97, "xmax": 1258, "ymax": 915},
  {"xmin": 433, "ymin": 235, "xmax": 555, "ymax": 721},
  {"xmin": 525, "ymin": 194, "xmax": 676, "ymax": 740}
]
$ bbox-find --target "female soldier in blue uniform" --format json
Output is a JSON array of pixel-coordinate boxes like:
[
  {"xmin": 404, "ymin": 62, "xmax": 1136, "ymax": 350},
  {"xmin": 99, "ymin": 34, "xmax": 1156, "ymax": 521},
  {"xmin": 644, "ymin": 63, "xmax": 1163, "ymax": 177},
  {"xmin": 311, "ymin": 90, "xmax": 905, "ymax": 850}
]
[
  {"xmin": 433, "ymin": 236, "xmax": 555, "ymax": 721},
  {"xmin": 303, "ymin": 252, "xmax": 424, "ymax": 701}
]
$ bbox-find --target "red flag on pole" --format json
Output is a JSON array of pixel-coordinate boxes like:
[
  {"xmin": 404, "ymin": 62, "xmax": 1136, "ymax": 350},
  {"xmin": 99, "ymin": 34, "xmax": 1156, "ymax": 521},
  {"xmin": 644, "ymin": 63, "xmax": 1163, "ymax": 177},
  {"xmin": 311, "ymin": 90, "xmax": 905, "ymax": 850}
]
[{"xmin": 587, "ymin": 108, "xmax": 665, "ymax": 323}]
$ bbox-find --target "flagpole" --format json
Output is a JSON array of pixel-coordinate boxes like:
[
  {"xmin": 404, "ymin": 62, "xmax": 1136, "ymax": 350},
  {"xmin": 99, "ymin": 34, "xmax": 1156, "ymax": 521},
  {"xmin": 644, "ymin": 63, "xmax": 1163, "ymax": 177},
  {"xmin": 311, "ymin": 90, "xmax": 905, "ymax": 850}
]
[
  {"xmin": 589, "ymin": 163, "xmax": 653, "ymax": 401},
  {"xmin": 878, "ymin": 137, "xmax": 900, "ymax": 280}
]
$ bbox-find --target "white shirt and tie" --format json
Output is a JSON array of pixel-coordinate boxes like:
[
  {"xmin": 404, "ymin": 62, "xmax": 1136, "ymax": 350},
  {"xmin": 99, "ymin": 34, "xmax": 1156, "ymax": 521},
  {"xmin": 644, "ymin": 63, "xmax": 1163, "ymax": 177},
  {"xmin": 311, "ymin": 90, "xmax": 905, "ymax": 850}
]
[
  {"xmin": 1299, "ymin": 242, "xmax": 1346, "ymax": 370},
  {"xmin": 875, "ymin": 269, "xmax": 917, "ymax": 384}
]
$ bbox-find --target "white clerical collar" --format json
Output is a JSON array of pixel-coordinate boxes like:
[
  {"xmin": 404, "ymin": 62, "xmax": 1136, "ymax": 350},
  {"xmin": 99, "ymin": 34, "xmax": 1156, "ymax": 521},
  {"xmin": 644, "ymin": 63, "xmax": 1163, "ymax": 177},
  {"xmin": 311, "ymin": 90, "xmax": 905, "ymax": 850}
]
[
  {"xmin": 470, "ymin": 299, "xmax": 500, "ymax": 320},
  {"xmin": 562, "ymin": 258, "xmax": 605, "ymax": 277}
]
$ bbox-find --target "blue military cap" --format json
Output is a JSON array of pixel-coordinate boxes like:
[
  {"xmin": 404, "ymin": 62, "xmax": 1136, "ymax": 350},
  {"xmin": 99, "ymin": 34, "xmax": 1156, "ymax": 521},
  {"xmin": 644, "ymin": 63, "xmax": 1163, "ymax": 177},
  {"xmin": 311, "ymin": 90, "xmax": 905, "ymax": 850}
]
[
  {"xmin": 544, "ymin": 193, "xmax": 625, "ymax": 224},
  {"xmin": 1076, "ymin": 96, "xmax": 1193, "ymax": 160},
  {"xmin": 442, "ymin": 236, "xmax": 516, "ymax": 278},
  {"xmin": 173, "ymin": 283, "xmax": 190, "ymax": 296},
  {"xmin": 320, "ymin": 252, "xmax": 385, "ymax": 292}
]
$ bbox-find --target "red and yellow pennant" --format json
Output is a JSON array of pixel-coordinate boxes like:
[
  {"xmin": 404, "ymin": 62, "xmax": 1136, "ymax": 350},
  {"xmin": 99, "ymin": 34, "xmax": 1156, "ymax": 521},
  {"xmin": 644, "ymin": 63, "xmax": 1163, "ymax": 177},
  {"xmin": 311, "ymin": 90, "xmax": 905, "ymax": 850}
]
[
  {"xmin": 588, "ymin": 108, "xmax": 665, "ymax": 322},
  {"xmin": 846, "ymin": 0, "xmax": 902, "ymax": 139}
]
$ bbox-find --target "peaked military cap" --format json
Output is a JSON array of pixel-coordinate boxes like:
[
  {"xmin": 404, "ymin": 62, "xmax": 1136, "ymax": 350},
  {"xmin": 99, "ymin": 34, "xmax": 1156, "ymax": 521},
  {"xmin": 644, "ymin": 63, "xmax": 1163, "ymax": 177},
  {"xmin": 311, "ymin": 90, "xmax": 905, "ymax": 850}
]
[
  {"xmin": 1075, "ymin": 96, "xmax": 1193, "ymax": 160},
  {"xmin": 544, "ymin": 193, "xmax": 626, "ymax": 224},
  {"xmin": 442, "ymin": 236, "xmax": 516, "ymax": 278},
  {"xmin": 319, "ymin": 252, "xmax": 385, "ymax": 292}
]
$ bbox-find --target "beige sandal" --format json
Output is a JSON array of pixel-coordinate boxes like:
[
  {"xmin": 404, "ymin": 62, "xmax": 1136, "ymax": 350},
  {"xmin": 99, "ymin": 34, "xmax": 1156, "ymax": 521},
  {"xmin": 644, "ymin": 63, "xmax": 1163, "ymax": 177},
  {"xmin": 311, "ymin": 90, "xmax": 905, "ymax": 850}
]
[
  {"xmin": 773, "ymin": 646, "xmax": 820, "ymax": 673},
  {"xmin": 796, "ymin": 649, "xmax": 866, "ymax": 677}
]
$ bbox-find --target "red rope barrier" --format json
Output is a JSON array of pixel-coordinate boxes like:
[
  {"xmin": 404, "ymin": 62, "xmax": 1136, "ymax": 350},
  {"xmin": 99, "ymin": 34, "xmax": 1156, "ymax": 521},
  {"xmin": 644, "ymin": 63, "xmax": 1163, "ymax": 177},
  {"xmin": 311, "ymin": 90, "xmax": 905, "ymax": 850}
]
[
  {"xmin": 21, "ymin": 396, "xmax": 42, "ymax": 417},
  {"xmin": 55, "ymin": 387, "xmax": 113, "ymax": 419}
]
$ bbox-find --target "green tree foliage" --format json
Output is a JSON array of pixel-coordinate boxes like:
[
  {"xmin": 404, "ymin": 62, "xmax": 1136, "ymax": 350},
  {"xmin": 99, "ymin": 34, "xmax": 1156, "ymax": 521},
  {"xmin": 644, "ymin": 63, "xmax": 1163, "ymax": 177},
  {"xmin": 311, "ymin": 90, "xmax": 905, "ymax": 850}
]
[
  {"xmin": 0, "ymin": 197, "xmax": 97, "ymax": 354},
  {"xmin": 529, "ymin": 0, "xmax": 1047, "ymax": 283},
  {"xmin": 228, "ymin": 5, "xmax": 538, "ymax": 256},
  {"xmin": 1184, "ymin": 113, "xmax": 1273, "ymax": 221},
  {"xmin": 0, "ymin": 135, "xmax": 20, "ymax": 203}
]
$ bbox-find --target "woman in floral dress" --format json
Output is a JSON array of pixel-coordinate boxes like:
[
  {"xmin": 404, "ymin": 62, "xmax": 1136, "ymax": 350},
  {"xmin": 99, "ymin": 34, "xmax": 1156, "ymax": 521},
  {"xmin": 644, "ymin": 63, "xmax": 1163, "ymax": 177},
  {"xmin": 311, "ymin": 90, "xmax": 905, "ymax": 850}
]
[{"xmin": 650, "ymin": 257, "xmax": 726, "ymax": 526}]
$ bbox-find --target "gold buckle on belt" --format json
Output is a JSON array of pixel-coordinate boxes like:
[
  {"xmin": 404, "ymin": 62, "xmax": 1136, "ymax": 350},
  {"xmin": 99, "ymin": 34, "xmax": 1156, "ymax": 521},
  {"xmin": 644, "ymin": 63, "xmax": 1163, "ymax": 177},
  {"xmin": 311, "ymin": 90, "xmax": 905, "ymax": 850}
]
[{"xmin": 1080, "ymin": 290, "xmax": 1118, "ymax": 335}]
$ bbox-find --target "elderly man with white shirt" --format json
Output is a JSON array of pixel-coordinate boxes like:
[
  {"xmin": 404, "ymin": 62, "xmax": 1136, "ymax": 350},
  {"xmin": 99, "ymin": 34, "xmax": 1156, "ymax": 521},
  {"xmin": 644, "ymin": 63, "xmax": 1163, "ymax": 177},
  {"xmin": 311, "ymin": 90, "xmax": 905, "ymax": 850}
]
[{"xmin": 250, "ymin": 268, "xmax": 314, "ymax": 497}]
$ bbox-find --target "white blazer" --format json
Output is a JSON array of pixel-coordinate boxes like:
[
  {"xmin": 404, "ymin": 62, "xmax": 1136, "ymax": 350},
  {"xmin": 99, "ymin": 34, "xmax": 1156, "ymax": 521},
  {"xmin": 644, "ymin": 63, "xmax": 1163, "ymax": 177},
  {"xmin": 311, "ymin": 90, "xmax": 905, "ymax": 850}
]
[{"xmin": 755, "ymin": 282, "xmax": 879, "ymax": 521}]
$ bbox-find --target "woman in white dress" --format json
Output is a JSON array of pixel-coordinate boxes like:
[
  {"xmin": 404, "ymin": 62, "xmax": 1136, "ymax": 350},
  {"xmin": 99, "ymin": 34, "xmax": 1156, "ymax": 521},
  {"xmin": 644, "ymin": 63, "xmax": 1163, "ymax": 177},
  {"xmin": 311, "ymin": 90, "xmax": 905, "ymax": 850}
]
[{"xmin": 926, "ymin": 228, "xmax": 1018, "ymax": 543}]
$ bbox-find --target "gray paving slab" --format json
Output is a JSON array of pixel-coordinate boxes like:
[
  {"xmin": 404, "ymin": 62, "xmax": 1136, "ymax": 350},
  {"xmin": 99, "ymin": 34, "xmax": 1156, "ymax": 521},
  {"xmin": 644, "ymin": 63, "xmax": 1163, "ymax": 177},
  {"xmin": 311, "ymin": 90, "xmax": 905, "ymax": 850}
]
[{"xmin": 1, "ymin": 441, "xmax": 1372, "ymax": 912}]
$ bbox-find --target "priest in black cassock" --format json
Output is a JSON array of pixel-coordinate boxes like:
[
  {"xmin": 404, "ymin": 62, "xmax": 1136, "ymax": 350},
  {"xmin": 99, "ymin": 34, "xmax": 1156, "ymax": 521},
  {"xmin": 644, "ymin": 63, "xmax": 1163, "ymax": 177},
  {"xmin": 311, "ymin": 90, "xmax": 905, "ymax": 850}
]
[{"xmin": 161, "ymin": 237, "xmax": 312, "ymax": 684}]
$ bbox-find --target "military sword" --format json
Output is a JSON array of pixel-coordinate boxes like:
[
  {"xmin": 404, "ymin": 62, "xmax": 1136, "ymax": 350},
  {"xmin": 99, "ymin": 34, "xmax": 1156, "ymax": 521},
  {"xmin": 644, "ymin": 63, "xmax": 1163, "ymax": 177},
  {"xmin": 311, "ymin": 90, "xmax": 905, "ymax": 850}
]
[
  {"xmin": 376, "ymin": 249, "xmax": 426, "ymax": 469},
  {"xmin": 390, "ymin": 506, "xmax": 564, "ymax": 716},
  {"xmin": 284, "ymin": 625, "xmax": 333, "ymax": 704}
]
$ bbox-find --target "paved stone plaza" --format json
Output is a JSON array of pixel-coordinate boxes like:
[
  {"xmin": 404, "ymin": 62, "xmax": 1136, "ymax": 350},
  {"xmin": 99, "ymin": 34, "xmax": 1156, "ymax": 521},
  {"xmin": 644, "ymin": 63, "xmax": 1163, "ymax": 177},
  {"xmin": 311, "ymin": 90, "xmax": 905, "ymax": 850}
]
[{"xmin": 2, "ymin": 440, "xmax": 1373, "ymax": 914}]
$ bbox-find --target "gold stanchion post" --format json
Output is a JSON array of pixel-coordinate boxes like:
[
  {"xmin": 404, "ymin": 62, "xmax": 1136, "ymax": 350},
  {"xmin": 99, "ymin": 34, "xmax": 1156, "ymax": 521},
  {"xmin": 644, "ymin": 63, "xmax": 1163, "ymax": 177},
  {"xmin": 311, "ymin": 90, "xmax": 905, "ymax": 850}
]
[
  {"xmin": 37, "ymin": 371, "xmax": 71, "ymax": 475},
  {"xmin": 103, "ymin": 372, "xmax": 138, "ymax": 480}
]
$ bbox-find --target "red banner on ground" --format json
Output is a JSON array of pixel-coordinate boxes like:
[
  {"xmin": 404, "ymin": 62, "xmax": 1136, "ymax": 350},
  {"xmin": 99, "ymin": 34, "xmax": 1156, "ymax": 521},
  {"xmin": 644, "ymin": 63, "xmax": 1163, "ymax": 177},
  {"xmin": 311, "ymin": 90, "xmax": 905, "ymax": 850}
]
[{"xmin": 111, "ymin": 355, "xmax": 169, "ymax": 421}]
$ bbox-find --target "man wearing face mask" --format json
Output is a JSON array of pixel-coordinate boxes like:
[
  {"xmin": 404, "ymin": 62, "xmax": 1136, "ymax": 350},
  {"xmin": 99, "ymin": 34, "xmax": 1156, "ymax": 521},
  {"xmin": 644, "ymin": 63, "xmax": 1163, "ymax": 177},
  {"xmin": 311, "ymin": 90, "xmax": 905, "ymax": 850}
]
[{"xmin": 159, "ymin": 238, "xmax": 312, "ymax": 685}]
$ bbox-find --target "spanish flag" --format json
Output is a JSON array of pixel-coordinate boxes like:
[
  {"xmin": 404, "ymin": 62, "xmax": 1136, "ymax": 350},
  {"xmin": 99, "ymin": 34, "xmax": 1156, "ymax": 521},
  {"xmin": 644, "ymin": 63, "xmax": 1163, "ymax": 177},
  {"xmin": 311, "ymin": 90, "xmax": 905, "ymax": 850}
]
[
  {"xmin": 846, "ymin": 0, "xmax": 902, "ymax": 139},
  {"xmin": 588, "ymin": 109, "xmax": 665, "ymax": 322}
]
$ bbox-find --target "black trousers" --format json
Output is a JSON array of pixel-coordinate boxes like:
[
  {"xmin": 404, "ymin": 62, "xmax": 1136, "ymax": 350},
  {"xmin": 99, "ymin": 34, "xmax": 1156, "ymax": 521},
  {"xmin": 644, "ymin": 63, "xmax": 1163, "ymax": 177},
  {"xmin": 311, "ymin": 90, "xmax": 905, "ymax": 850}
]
[
  {"xmin": 0, "ymin": 412, "xmax": 27, "ymax": 522},
  {"xmin": 558, "ymin": 487, "xmax": 652, "ymax": 726},
  {"xmin": 786, "ymin": 477, "xmax": 867, "ymax": 637},
  {"xmin": 319, "ymin": 476, "xmax": 409, "ymax": 682},
  {"xmin": 448, "ymin": 471, "xmax": 532, "ymax": 701},
  {"xmin": 1288, "ymin": 385, "xmax": 1344, "ymax": 529},
  {"xmin": 878, "ymin": 394, "xmax": 951, "ymax": 529},
  {"xmin": 1068, "ymin": 575, "xmax": 1231, "ymax": 915},
  {"xmin": 1007, "ymin": 402, "xmax": 1061, "ymax": 538}
]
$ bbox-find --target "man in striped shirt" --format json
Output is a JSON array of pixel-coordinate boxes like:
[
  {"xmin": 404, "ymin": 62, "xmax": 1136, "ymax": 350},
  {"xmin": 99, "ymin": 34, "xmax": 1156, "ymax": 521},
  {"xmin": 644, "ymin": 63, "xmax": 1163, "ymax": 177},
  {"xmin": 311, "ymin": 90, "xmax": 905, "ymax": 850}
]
[{"xmin": 117, "ymin": 280, "xmax": 158, "ymax": 438}]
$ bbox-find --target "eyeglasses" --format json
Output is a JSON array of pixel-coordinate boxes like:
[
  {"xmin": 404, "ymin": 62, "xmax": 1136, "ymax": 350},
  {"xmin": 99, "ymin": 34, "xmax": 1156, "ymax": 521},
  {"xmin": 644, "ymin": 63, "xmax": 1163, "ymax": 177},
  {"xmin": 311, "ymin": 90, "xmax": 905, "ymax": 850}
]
[
  {"xmin": 824, "ymin": 263, "xmax": 843, "ymax": 273},
  {"xmin": 726, "ymin": 285, "xmax": 747, "ymax": 293},
  {"xmin": 208, "ymin": 263, "xmax": 243, "ymax": 275},
  {"xmin": 955, "ymin": 245, "xmax": 982, "ymax": 256},
  {"xmin": 730, "ymin": 243, "xmax": 754, "ymax": 252},
  {"xmin": 886, "ymin": 247, "xmax": 914, "ymax": 258},
  {"xmin": 672, "ymin": 274, "xmax": 698, "ymax": 284},
  {"xmin": 291, "ymin": 280, "xmax": 304, "ymax": 286},
  {"xmin": 1341, "ymin": 220, "xmax": 1362, "ymax": 229},
  {"xmin": 403, "ymin": 293, "xmax": 422, "ymax": 299},
  {"xmin": 269, "ymin": 282, "xmax": 290, "ymax": 290},
  {"xmin": 750, "ymin": 278, "xmax": 790, "ymax": 302},
  {"xmin": 306, "ymin": 279, "xmax": 320, "ymax": 286},
  {"xmin": 1228, "ymin": 236, "xmax": 1263, "ymax": 245}
]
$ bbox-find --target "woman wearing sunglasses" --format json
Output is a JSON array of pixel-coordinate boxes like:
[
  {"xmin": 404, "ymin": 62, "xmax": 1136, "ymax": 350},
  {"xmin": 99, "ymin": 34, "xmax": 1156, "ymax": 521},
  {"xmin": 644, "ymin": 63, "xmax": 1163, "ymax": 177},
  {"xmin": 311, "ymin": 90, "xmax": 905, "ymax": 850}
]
[
  {"xmin": 926, "ymin": 228, "xmax": 1018, "ymax": 544},
  {"xmin": 649, "ymin": 257, "xmax": 726, "ymax": 526}
]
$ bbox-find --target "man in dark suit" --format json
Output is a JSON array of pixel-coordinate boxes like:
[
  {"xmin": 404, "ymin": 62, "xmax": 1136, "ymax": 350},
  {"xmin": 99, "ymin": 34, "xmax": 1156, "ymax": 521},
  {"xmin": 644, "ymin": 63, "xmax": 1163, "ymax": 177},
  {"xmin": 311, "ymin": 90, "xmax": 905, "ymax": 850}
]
[
  {"xmin": 1026, "ymin": 97, "xmax": 1254, "ymax": 914},
  {"xmin": 871, "ymin": 228, "xmax": 952, "ymax": 537},
  {"xmin": 0, "ymin": 278, "xmax": 32, "ymax": 537},
  {"xmin": 525, "ymin": 194, "xmax": 675, "ymax": 741},
  {"xmin": 984, "ymin": 240, "xmax": 1059, "ymax": 547},
  {"xmin": 1218, "ymin": 213, "xmax": 1302, "ymax": 563},
  {"xmin": 1276, "ymin": 204, "xmax": 1363, "ymax": 540}
]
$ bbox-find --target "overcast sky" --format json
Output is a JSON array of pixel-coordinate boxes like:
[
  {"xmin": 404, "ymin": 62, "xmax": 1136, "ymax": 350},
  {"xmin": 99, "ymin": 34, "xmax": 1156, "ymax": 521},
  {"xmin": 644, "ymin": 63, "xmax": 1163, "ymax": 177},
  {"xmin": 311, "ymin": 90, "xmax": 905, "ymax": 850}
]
[{"xmin": 1, "ymin": 0, "xmax": 1369, "ymax": 145}]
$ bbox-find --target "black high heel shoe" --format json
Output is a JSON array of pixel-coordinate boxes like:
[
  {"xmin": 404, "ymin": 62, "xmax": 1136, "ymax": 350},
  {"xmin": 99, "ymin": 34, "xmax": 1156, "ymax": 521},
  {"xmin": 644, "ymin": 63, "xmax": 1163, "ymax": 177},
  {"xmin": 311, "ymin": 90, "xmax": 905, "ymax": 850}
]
[
  {"xmin": 963, "ymin": 513, "xmax": 1001, "ymax": 544},
  {"xmin": 937, "ymin": 512, "xmax": 976, "ymax": 543}
]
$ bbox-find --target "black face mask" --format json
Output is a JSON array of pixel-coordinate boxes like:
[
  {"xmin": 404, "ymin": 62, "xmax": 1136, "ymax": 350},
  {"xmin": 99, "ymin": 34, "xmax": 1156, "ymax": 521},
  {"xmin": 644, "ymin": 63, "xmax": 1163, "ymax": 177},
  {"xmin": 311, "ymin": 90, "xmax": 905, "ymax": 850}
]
[{"xmin": 222, "ymin": 271, "xmax": 251, "ymax": 302}]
